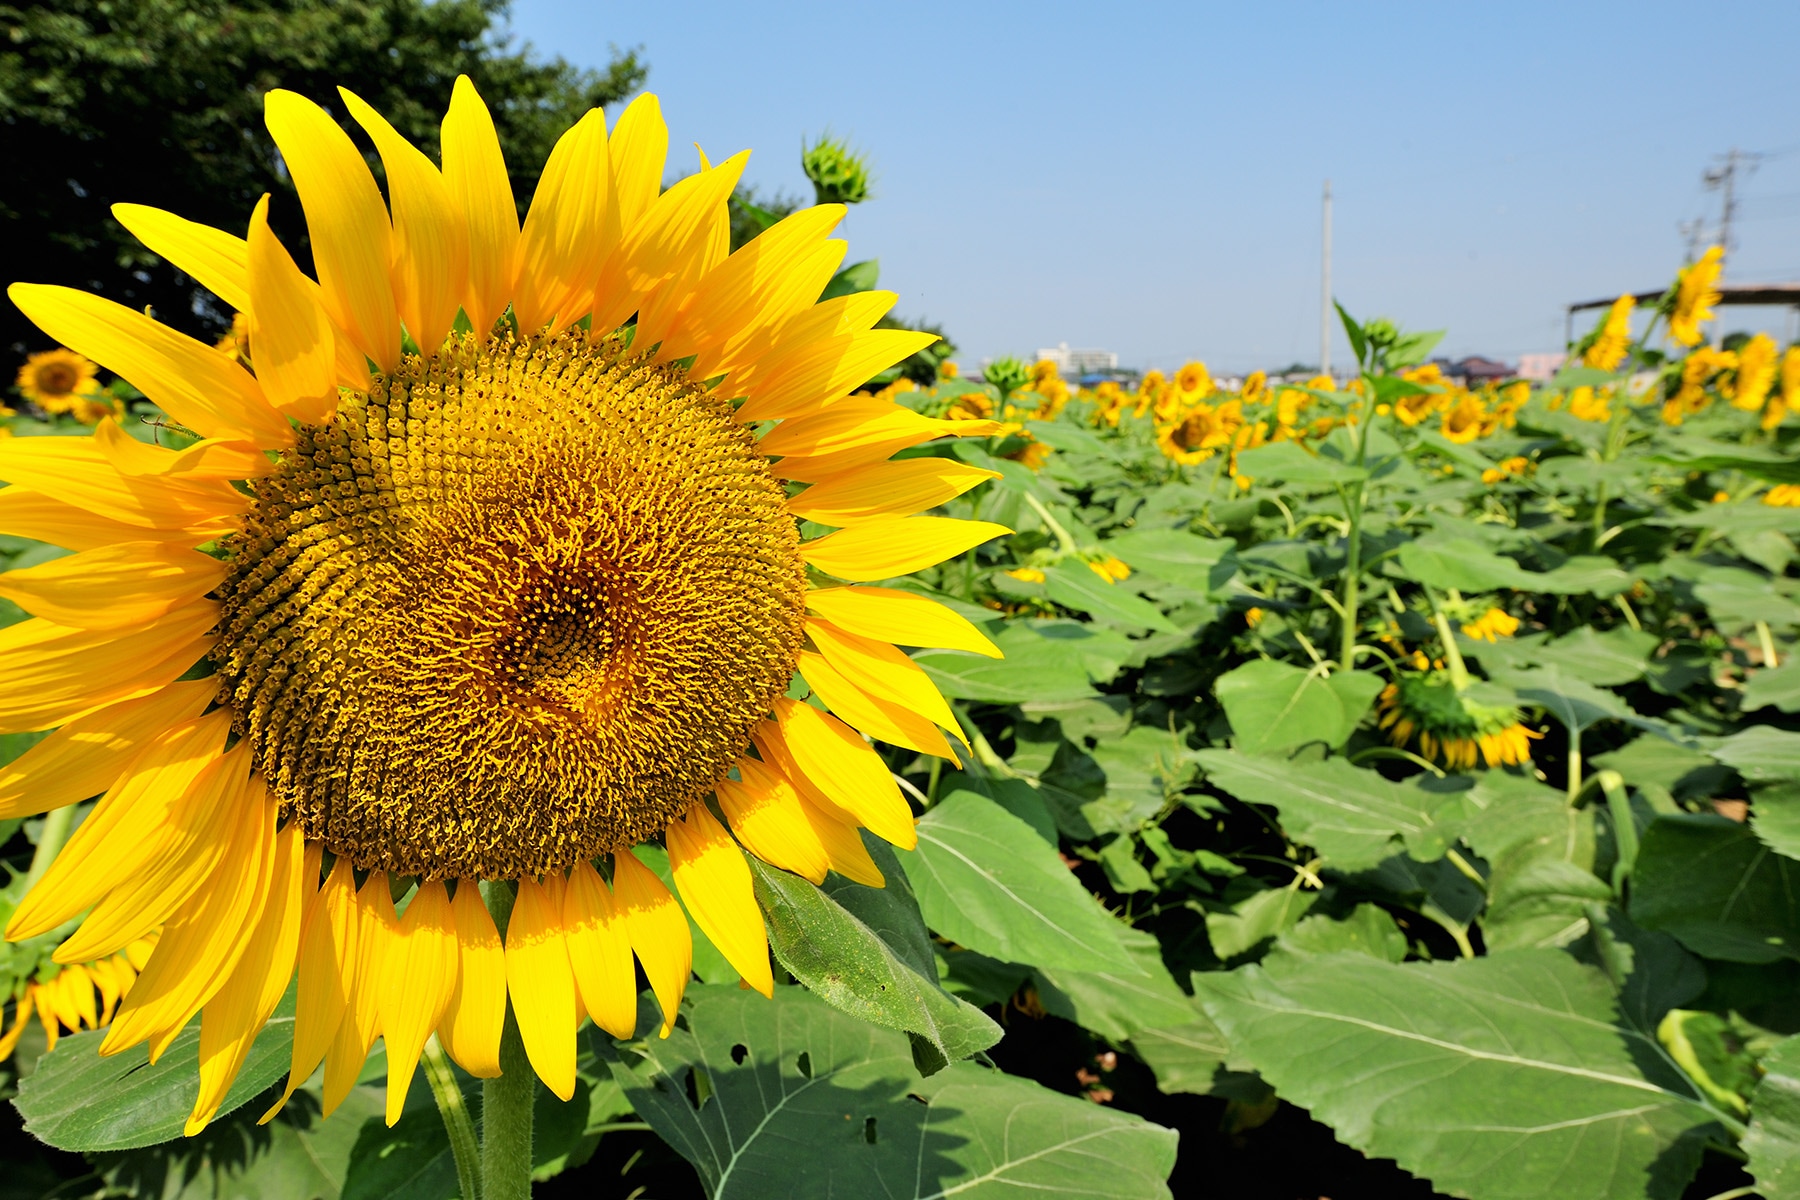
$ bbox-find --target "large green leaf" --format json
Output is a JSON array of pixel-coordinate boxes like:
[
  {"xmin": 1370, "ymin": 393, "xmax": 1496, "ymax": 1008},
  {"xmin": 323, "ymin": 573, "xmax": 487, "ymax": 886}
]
[
  {"xmin": 1396, "ymin": 534, "xmax": 1536, "ymax": 591},
  {"xmin": 1042, "ymin": 561, "xmax": 1180, "ymax": 633},
  {"xmin": 915, "ymin": 620, "xmax": 1129, "ymax": 703},
  {"xmin": 1753, "ymin": 782, "xmax": 1800, "ymax": 859},
  {"xmin": 1198, "ymin": 950, "xmax": 1719, "ymax": 1200},
  {"xmin": 609, "ymin": 984, "xmax": 1179, "ymax": 1199},
  {"xmin": 17, "ymin": 987, "xmax": 297, "ymax": 1151},
  {"xmin": 1212, "ymin": 660, "xmax": 1384, "ymax": 755},
  {"xmin": 1204, "ymin": 883, "xmax": 1318, "ymax": 960},
  {"xmin": 1631, "ymin": 814, "xmax": 1800, "ymax": 963},
  {"xmin": 1709, "ymin": 724, "xmax": 1800, "ymax": 782},
  {"xmin": 900, "ymin": 790, "xmax": 1140, "ymax": 974},
  {"xmin": 1693, "ymin": 566, "xmax": 1800, "ymax": 630},
  {"xmin": 1194, "ymin": 749, "xmax": 1455, "ymax": 869},
  {"xmin": 93, "ymin": 1085, "xmax": 384, "ymax": 1200},
  {"xmin": 1102, "ymin": 527, "xmax": 1235, "ymax": 593},
  {"xmin": 1234, "ymin": 440, "xmax": 1367, "ymax": 485},
  {"xmin": 1031, "ymin": 925, "xmax": 1198, "ymax": 1040},
  {"xmin": 1743, "ymin": 661, "xmax": 1800, "ymax": 713},
  {"xmin": 1488, "ymin": 663, "xmax": 1640, "ymax": 738},
  {"xmin": 1535, "ymin": 625, "xmax": 1658, "ymax": 685},
  {"xmin": 1744, "ymin": 1033, "xmax": 1800, "ymax": 1199},
  {"xmin": 749, "ymin": 846, "xmax": 1001, "ymax": 1070}
]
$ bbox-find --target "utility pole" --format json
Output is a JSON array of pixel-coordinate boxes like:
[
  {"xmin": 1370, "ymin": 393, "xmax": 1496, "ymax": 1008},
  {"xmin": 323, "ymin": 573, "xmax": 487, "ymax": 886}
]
[
  {"xmin": 1704, "ymin": 147, "xmax": 1761, "ymax": 277},
  {"xmin": 1320, "ymin": 179, "xmax": 1333, "ymax": 377}
]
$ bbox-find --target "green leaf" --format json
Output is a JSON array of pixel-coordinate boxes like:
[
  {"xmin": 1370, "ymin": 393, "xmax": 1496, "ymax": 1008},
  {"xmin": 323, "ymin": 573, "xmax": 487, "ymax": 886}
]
[
  {"xmin": 609, "ymin": 984, "xmax": 1179, "ymax": 1199},
  {"xmin": 1395, "ymin": 534, "xmax": 1534, "ymax": 591},
  {"xmin": 1213, "ymin": 661, "xmax": 1384, "ymax": 755},
  {"xmin": 1102, "ymin": 527, "xmax": 1235, "ymax": 593},
  {"xmin": 1031, "ymin": 926, "xmax": 1199, "ymax": 1040},
  {"xmin": 1386, "ymin": 328, "xmax": 1446, "ymax": 369},
  {"xmin": 1488, "ymin": 663, "xmax": 1639, "ymax": 738},
  {"xmin": 1233, "ymin": 440, "xmax": 1367, "ymax": 485},
  {"xmin": 1631, "ymin": 814, "xmax": 1800, "ymax": 963},
  {"xmin": 1752, "ymin": 783, "xmax": 1800, "ymax": 859},
  {"xmin": 1482, "ymin": 853, "xmax": 1612, "ymax": 951},
  {"xmin": 1084, "ymin": 724, "xmax": 1196, "ymax": 829},
  {"xmin": 1042, "ymin": 561, "xmax": 1180, "ymax": 633},
  {"xmin": 915, "ymin": 620, "xmax": 1129, "ymax": 703},
  {"xmin": 17, "ymin": 986, "xmax": 297, "ymax": 1151},
  {"xmin": 1693, "ymin": 566, "xmax": 1800, "ymax": 630},
  {"xmin": 1709, "ymin": 724, "xmax": 1800, "ymax": 782},
  {"xmin": 900, "ymin": 790, "xmax": 1141, "ymax": 974},
  {"xmin": 749, "ymin": 845, "xmax": 1001, "ymax": 1067},
  {"xmin": 1204, "ymin": 884, "xmax": 1318, "ymax": 960},
  {"xmin": 1127, "ymin": 1019, "xmax": 1232, "ymax": 1095},
  {"xmin": 1336, "ymin": 302, "xmax": 1369, "ymax": 367},
  {"xmin": 1536, "ymin": 625, "xmax": 1658, "ymax": 685},
  {"xmin": 1743, "ymin": 661, "xmax": 1800, "ymax": 713},
  {"xmin": 96, "ymin": 1085, "xmax": 384, "ymax": 1200},
  {"xmin": 818, "ymin": 258, "xmax": 879, "ymax": 302},
  {"xmin": 1744, "ymin": 1033, "xmax": 1800, "ymax": 1198},
  {"xmin": 1194, "ymin": 749, "xmax": 1455, "ymax": 869},
  {"xmin": 1197, "ymin": 950, "xmax": 1716, "ymax": 1200},
  {"xmin": 1275, "ymin": 904, "xmax": 1409, "ymax": 962},
  {"xmin": 1531, "ymin": 556, "xmax": 1638, "ymax": 597}
]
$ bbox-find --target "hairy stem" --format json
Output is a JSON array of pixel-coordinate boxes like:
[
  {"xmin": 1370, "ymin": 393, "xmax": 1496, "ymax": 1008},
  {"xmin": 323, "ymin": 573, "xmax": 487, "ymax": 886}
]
[
  {"xmin": 480, "ymin": 882, "xmax": 532, "ymax": 1200},
  {"xmin": 423, "ymin": 1036, "xmax": 483, "ymax": 1200}
]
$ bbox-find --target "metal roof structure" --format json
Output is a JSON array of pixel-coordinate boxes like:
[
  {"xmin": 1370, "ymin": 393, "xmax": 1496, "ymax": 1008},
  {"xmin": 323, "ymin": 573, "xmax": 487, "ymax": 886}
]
[{"xmin": 1567, "ymin": 283, "xmax": 1800, "ymax": 313}]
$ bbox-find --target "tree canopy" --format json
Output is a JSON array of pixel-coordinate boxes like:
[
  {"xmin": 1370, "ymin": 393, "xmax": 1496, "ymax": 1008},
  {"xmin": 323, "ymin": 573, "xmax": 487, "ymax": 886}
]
[{"xmin": 0, "ymin": 0, "xmax": 644, "ymax": 355}]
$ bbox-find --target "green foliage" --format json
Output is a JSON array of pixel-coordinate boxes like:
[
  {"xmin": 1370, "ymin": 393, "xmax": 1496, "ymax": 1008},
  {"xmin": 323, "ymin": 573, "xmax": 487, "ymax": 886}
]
[{"xmin": 0, "ymin": 0, "xmax": 645, "ymax": 353}]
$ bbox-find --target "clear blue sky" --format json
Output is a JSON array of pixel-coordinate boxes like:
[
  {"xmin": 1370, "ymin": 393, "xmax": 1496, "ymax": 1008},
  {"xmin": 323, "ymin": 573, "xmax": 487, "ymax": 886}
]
[{"xmin": 506, "ymin": 0, "xmax": 1800, "ymax": 373}]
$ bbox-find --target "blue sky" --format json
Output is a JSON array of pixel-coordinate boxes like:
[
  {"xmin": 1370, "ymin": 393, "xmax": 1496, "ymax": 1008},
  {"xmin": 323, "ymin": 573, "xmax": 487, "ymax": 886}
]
[{"xmin": 507, "ymin": 0, "xmax": 1800, "ymax": 373}]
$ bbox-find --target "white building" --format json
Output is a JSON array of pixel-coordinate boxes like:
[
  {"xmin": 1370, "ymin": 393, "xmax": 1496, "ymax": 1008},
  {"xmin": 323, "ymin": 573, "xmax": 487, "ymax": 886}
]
[{"xmin": 1036, "ymin": 342, "xmax": 1118, "ymax": 375}]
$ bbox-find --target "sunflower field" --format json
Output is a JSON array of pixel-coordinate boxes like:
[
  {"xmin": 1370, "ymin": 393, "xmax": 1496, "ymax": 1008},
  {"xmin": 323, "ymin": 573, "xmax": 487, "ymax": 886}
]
[{"xmin": 5, "ymin": 68, "xmax": 1800, "ymax": 1200}]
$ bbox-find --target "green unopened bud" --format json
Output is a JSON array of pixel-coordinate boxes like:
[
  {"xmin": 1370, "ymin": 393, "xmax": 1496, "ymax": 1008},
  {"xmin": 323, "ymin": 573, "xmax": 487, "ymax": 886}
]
[
  {"xmin": 802, "ymin": 133, "xmax": 873, "ymax": 206},
  {"xmin": 983, "ymin": 356, "xmax": 1031, "ymax": 399}
]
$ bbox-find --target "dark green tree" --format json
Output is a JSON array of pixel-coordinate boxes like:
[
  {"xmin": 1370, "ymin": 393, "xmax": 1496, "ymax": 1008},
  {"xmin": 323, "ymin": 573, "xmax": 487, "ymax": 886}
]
[{"xmin": 0, "ymin": 0, "xmax": 644, "ymax": 356}]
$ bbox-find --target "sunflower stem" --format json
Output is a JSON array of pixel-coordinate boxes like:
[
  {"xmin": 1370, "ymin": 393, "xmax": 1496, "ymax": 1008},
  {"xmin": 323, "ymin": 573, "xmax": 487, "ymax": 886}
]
[
  {"xmin": 24, "ymin": 805, "xmax": 74, "ymax": 891},
  {"xmin": 422, "ymin": 1035, "xmax": 483, "ymax": 1200},
  {"xmin": 480, "ymin": 882, "xmax": 533, "ymax": 1200}
]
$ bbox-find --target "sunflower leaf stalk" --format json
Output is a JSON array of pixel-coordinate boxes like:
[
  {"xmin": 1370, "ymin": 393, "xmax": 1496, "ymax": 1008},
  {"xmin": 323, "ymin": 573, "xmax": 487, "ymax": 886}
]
[{"xmin": 480, "ymin": 881, "xmax": 532, "ymax": 1200}]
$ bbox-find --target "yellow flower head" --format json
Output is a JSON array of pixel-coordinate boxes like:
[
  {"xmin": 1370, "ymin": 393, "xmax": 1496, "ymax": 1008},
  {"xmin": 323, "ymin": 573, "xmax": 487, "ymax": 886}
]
[
  {"xmin": 1669, "ymin": 246, "xmax": 1723, "ymax": 347},
  {"xmin": 0, "ymin": 936, "xmax": 156, "ymax": 1060},
  {"xmin": 1726, "ymin": 333, "xmax": 1778, "ymax": 412},
  {"xmin": 1138, "ymin": 369, "xmax": 1166, "ymax": 395},
  {"xmin": 1664, "ymin": 345, "xmax": 1735, "ymax": 424},
  {"xmin": 1175, "ymin": 360, "xmax": 1212, "ymax": 399},
  {"xmin": 1085, "ymin": 555, "xmax": 1130, "ymax": 584},
  {"xmin": 1392, "ymin": 388, "xmax": 1442, "ymax": 427},
  {"xmin": 1006, "ymin": 566, "xmax": 1046, "ymax": 583},
  {"xmin": 938, "ymin": 359, "xmax": 959, "ymax": 380},
  {"xmin": 1567, "ymin": 385, "xmax": 1612, "ymax": 422},
  {"xmin": 1765, "ymin": 485, "xmax": 1800, "ymax": 508},
  {"xmin": 1378, "ymin": 675, "xmax": 1540, "ymax": 770},
  {"xmin": 1461, "ymin": 607, "xmax": 1520, "ymax": 642},
  {"xmin": 14, "ymin": 347, "xmax": 100, "ymax": 413},
  {"xmin": 1244, "ymin": 606, "xmax": 1265, "ymax": 628},
  {"xmin": 1241, "ymin": 370, "xmax": 1267, "ymax": 403},
  {"xmin": 1769, "ymin": 345, "xmax": 1800, "ymax": 430},
  {"xmin": 1440, "ymin": 394, "xmax": 1488, "ymax": 443},
  {"xmin": 1583, "ymin": 295, "xmax": 1635, "ymax": 371},
  {"xmin": 0, "ymin": 78, "xmax": 1010, "ymax": 1134}
]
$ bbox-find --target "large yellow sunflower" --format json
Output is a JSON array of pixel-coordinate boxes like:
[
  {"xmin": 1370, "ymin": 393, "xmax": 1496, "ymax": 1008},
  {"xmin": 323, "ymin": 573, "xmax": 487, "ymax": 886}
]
[{"xmin": 0, "ymin": 79, "xmax": 1008, "ymax": 1135}]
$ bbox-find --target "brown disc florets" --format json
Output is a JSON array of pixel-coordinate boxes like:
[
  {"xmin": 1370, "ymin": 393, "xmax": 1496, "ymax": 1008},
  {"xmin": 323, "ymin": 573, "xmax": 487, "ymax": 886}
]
[{"xmin": 215, "ymin": 329, "xmax": 808, "ymax": 879}]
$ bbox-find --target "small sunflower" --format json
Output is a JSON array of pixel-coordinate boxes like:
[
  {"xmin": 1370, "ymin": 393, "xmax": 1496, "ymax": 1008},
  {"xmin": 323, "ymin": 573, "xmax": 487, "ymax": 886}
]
[
  {"xmin": 1669, "ymin": 246, "xmax": 1723, "ymax": 347},
  {"xmin": 0, "ymin": 935, "xmax": 156, "ymax": 1058},
  {"xmin": 14, "ymin": 348, "xmax": 100, "ymax": 413},
  {"xmin": 1174, "ymin": 360, "xmax": 1212, "ymax": 399},
  {"xmin": 0, "ymin": 79, "xmax": 1010, "ymax": 1134},
  {"xmin": 1582, "ymin": 295, "xmax": 1634, "ymax": 371},
  {"xmin": 1460, "ymin": 607, "xmax": 1520, "ymax": 642},
  {"xmin": 1377, "ymin": 673, "xmax": 1539, "ymax": 771}
]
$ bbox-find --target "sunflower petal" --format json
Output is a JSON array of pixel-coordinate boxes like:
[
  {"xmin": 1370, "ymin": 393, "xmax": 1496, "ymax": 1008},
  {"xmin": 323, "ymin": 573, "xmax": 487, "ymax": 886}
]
[
  {"xmin": 787, "ymin": 459, "xmax": 998, "ymax": 527},
  {"xmin": 805, "ymin": 617, "xmax": 962, "ymax": 739},
  {"xmin": 563, "ymin": 860, "xmax": 637, "ymax": 1039},
  {"xmin": 381, "ymin": 880, "xmax": 458, "ymax": 1126},
  {"xmin": 111, "ymin": 204, "xmax": 250, "ymax": 313},
  {"xmin": 738, "ymin": 328, "xmax": 937, "ymax": 424},
  {"xmin": 803, "ymin": 517, "xmax": 1009, "ymax": 582},
  {"xmin": 805, "ymin": 586, "xmax": 1000, "ymax": 658},
  {"xmin": 800, "ymin": 795, "xmax": 886, "ymax": 887},
  {"xmin": 341, "ymin": 89, "xmax": 468, "ymax": 353},
  {"xmin": 264, "ymin": 89, "xmax": 399, "ymax": 371},
  {"xmin": 323, "ymin": 874, "xmax": 393, "ymax": 1116},
  {"xmin": 0, "ymin": 679, "xmax": 214, "ymax": 819},
  {"xmin": 439, "ymin": 879, "xmax": 506, "ymax": 1078},
  {"xmin": 608, "ymin": 94, "xmax": 668, "ymax": 235},
  {"xmin": 666, "ymin": 807, "xmax": 773, "ymax": 997},
  {"xmin": 6, "ymin": 710, "xmax": 231, "ymax": 939},
  {"xmin": 441, "ymin": 76, "xmax": 519, "ymax": 336},
  {"xmin": 797, "ymin": 650, "xmax": 954, "ymax": 760},
  {"xmin": 0, "ymin": 436, "xmax": 246, "ymax": 531},
  {"xmin": 610, "ymin": 849, "xmax": 691, "ymax": 1036},
  {"xmin": 265, "ymin": 852, "xmax": 354, "ymax": 1121},
  {"xmin": 188, "ymin": 816, "xmax": 305, "ymax": 1134},
  {"xmin": 715, "ymin": 756, "xmax": 831, "ymax": 885},
  {"xmin": 591, "ymin": 152, "xmax": 748, "ymax": 337},
  {"xmin": 0, "ymin": 542, "xmax": 225, "ymax": 632},
  {"xmin": 7, "ymin": 284, "xmax": 291, "ymax": 448},
  {"xmin": 246, "ymin": 195, "xmax": 340, "ymax": 425},
  {"xmin": 0, "ymin": 605, "xmax": 217, "ymax": 734},
  {"xmin": 505, "ymin": 874, "xmax": 577, "ymax": 1101},
  {"xmin": 766, "ymin": 699, "xmax": 916, "ymax": 849},
  {"xmin": 0, "ymin": 487, "xmax": 233, "ymax": 552},
  {"xmin": 515, "ymin": 110, "xmax": 615, "ymax": 333}
]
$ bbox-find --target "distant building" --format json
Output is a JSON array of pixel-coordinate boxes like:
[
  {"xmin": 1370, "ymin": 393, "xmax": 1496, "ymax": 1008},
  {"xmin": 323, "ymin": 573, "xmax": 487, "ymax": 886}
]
[
  {"xmin": 1037, "ymin": 342, "xmax": 1118, "ymax": 375},
  {"xmin": 1516, "ymin": 352, "xmax": 1566, "ymax": 382},
  {"xmin": 1440, "ymin": 356, "xmax": 1514, "ymax": 385}
]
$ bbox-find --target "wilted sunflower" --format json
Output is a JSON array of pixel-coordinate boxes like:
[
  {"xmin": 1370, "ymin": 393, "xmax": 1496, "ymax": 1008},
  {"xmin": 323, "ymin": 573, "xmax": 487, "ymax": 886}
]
[
  {"xmin": 0, "ymin": 79, "xmax": 1009, "ymax": 1135},
  {"xmin": 1377, "ymin": 673, "xmax": 1539, "ymax": 771}
]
